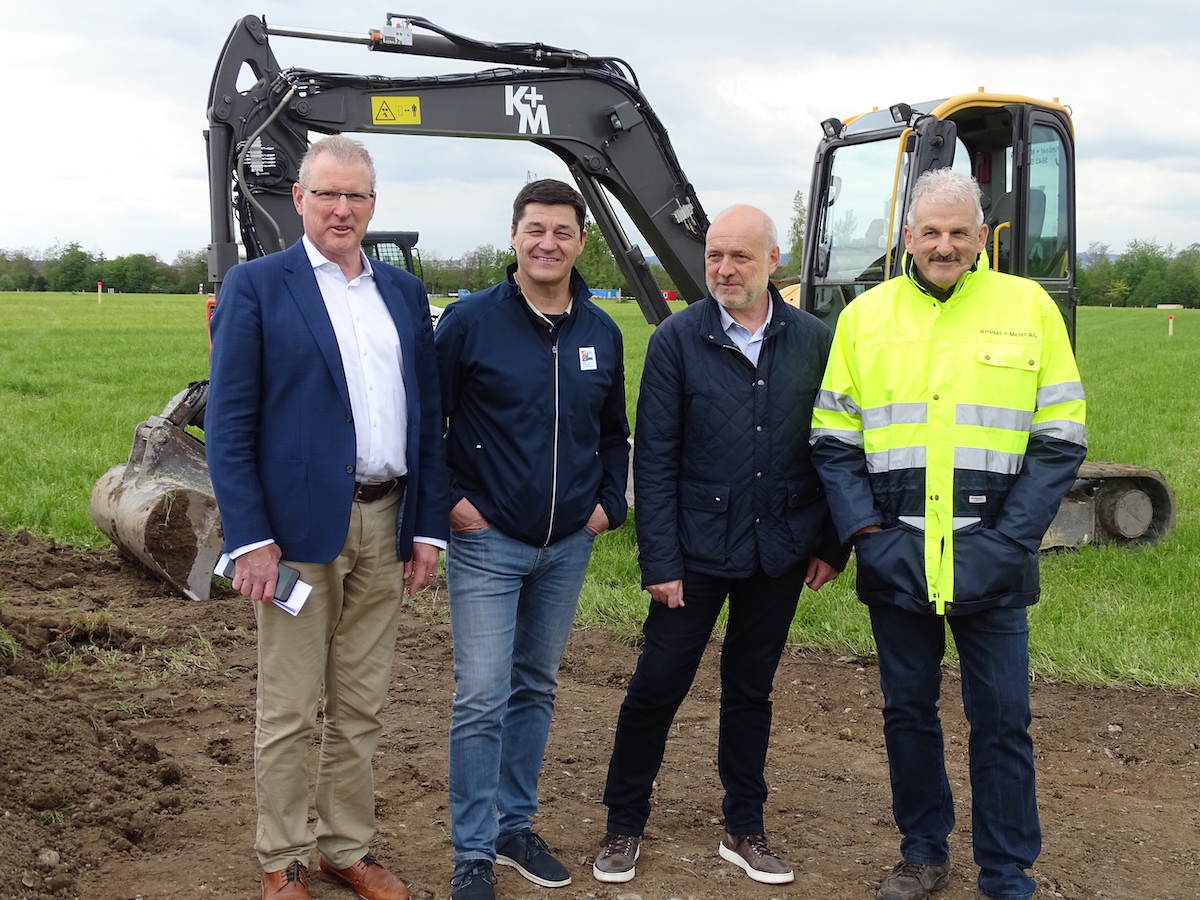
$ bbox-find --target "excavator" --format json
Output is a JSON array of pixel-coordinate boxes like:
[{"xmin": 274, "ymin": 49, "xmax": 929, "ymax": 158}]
[
  {"xmin": 90, "ymin": 17, "xmax": 1174, "ymax": 601},
  {"xmin": 90, "ymin": 12, "xmax": 709, "ymax": 600},
  {"xmin": 793, "ymin": 90, "xmax": 1176, "ymax": 550}
]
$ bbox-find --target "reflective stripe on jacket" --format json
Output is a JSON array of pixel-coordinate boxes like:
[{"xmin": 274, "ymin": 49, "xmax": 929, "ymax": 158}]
[{"xmin": 810, "ymin": 255, "xmax": 1086, "ymax": 615}]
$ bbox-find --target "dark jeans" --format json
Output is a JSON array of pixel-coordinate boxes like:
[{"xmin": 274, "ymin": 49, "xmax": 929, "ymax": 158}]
[
  {"xmin": 603, "ymin": 564, "xmax": 806, "ymax": 836},
  {"xmin": 870, "ymin": 603, "xmax": 1040, "ymax": 900}
]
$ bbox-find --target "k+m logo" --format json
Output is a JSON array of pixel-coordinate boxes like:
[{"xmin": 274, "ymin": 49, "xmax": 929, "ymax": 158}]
[{"xmin": 505, "ymin": 85, "xmax": 551, "ymax": 135}]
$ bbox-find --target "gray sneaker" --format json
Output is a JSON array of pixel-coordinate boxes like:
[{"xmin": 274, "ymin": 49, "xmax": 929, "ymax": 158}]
[
  {"xmin": 592, "ymin": 832, "xmax": 641, "ymax": 883},
  {"xmin": 876, "ymin": 859, "xmax": 951, "ymax": 900},
  {"xmin": 495, "ymin": 828, "xmax": 571, "ymax": 888},
  {"xmin": 718, "ymin": 832, "xmax": 794, "ymax": 884}
]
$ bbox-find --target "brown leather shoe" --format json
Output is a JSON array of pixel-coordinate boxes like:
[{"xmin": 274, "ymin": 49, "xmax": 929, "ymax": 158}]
[
  {"xmin": 318, "ymin": 853, "xmax": 411, "ymax": 900},
  {"xmin": 262, "ymin": 861, "xmax": 310, "ymax": 899}
]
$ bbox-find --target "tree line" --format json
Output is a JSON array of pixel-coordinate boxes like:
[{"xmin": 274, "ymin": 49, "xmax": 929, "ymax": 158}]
[
  {"xmin": 1078, "ymin": 240, "xmax": 1200, "ymax": 307},
  {"xmin": 0, "ymin": 223, "xmax": 670, "ymax": 298},
  {"xmin": 0, "ymin": 243, "xmax": 209, "ymax": 294},
  {"xmin": 5, "ymin": 203, "xmax": 1195, "ymax": 309}
]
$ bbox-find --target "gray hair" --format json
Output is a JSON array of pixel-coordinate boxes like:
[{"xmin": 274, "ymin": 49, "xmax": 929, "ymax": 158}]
[
  {"xmin": 298, "ymin": 134, "xmax": 377, "ymax": 189},
  {"xmin": 906, "ymin": 168, "xmax": 983, "ymax": 229}
]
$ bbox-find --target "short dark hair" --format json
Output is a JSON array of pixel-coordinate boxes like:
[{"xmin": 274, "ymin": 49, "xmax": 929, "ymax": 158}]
[{"xmin": 512, "ymin": 178, "xmax": 587, "ymax": 233}]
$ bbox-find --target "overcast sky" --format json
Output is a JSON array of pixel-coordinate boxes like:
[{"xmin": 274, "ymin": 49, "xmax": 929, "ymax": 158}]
[{"xmin": 3, "ymin": 1, "xmax": 1197, "ymax": 263}]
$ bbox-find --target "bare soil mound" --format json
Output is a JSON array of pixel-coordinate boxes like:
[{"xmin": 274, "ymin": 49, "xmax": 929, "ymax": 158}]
[{"xmin": 0, "ymin": 529, "xmax": 1196, "ymax": 900}]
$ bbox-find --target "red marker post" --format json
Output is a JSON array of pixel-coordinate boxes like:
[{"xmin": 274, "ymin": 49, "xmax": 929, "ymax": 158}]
[
  {"xmin": 97, "ymin": 281, "xmax": 103, "ymax": 304},
  {"xmin": 1169, "ymin": 314, "xmax": 1174, "ymax": 337}
]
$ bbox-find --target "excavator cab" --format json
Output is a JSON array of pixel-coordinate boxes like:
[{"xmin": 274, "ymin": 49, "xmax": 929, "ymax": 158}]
[
  {"xmin": 799, "ymin": 90, "xmax": 1175, "ymax": 548},
  {"xmin": 361, "ymin": 231, "xmax": 421, "ymax": 276},
  {"xmin": 801, "ymin": 91, "xmax": 1077, "ymax": 340}
]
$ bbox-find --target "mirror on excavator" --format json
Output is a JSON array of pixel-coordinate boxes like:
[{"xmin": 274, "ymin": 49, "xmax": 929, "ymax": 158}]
[{"xmin": 797, "ymin": 90, "xmax": 1176, "ymax": 548}]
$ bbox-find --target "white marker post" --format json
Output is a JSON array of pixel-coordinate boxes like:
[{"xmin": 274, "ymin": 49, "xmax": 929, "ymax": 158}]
[
  {"xmin": 96, "ymin": 281, "xmax": 102, "ymax": 304},
  {"xmin": 1169, "ymin": 314, "xmax": 1174, "ymax": 337}
]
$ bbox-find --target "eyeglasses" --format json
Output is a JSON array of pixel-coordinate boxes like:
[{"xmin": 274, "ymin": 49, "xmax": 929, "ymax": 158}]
[{"xmin": 298, "ymin": 183, "xmax": 375, "ymax": 206}]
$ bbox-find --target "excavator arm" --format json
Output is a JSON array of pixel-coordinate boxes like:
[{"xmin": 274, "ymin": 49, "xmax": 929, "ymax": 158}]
[
  {"xmin": 94, "ymin": 13, "xmax": 712, "ymax": 600},
  {"xmin": 207, "ymin": 13, "xmax": 709, "ymax": 325}
]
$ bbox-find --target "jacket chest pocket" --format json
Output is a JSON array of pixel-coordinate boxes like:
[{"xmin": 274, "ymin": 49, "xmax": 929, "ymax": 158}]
[{"xmin": 974, "ymin": 341, "xmax": 1040, "ymax": 405}]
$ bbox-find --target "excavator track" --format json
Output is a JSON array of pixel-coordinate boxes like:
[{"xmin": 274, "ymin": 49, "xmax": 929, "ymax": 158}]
[{"xmin": 1041, "ymin": 461, "xmax": 1176, "ymax": 549}]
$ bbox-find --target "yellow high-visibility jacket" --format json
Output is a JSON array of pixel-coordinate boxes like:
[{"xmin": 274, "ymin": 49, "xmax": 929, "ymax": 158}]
[{"xmin": 810, "ymin": 255, "xmax": 1087, "ymax": 615}]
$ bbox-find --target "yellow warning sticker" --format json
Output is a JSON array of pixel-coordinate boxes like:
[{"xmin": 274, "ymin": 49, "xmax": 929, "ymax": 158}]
[{"xmin": 372, "ymin": 97, "xmax": 421, "ymax": 125}]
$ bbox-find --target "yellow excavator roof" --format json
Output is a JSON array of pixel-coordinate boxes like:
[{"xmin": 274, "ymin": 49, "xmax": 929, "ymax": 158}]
[{"xmin": 841, "ymin": 89, "xmax": 1073, "ymax": 139}]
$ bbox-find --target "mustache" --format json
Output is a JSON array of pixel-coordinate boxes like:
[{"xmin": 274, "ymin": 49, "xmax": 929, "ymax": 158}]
[{"xmin": 929, "ymin": 251, "xmax": 961, "ymax": 262}]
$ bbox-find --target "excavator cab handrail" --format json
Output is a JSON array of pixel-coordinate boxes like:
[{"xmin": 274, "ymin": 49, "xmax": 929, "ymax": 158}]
[{"xmin": 991, "ymin": 221, "xmax": 1011, "ymax": 271}]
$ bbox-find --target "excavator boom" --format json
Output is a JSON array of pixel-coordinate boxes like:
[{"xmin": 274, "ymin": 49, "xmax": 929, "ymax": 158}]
[
  {"xmin": 94, "ymin": 13, "xmax": 712, "ymax": 599},
  {"xmin": 207, "ymin": 13, "xmax": 708, "ymax": 324}
]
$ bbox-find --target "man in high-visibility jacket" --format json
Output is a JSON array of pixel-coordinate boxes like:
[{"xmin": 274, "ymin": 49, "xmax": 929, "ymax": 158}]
[{"xmin": 810, "ymin": 168, "xmax": 1087, "ymax": 900}]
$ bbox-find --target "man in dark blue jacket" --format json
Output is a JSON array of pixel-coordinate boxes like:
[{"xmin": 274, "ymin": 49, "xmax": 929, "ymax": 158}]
[
  {"xmin": 435, "ymin": 179, "xmax": 630, "ymax": 900},
  {"xmin": 592, "ymin": 205, "xmax": 848, "ymax": 886}
]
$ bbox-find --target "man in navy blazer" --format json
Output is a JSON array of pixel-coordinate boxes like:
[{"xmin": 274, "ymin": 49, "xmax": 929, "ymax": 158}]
[{"xmin": 207, "ymin": 135, "xmax": 449, "ymax": 900}]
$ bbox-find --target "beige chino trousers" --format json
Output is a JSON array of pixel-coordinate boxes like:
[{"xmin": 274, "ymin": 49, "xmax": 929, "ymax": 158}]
[{"xmin": 252, "ymin": 488, "xmax": 406, "ymax": 871}]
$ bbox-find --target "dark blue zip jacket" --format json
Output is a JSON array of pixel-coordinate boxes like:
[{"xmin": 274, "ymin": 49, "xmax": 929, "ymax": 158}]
[
  {"xmin": 435, "ymin": 264, "xmax": 629, "ymax": 546},
  {"xmin": 635, "ymin": 289, "xmax": 848, "ymax": 586}
]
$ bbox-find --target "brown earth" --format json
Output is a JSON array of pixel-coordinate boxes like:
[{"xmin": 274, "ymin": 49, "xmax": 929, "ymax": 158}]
[{"xmin": 1, "ymin": 527, "xmax": 1198, "ymax": 900}]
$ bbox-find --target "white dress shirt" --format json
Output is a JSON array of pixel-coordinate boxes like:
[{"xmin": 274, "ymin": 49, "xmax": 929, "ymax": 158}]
[
  {"xmin": 304, "ymin": 236, "xmax": 409, "ymax": 481},
  {"xmin": 719, "ymin": 301, "xmax": 773, "ymax": 367}
]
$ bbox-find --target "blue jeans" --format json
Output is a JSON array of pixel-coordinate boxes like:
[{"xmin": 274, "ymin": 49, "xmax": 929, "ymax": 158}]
[
  {"xmin": 870, "ymin": 604, "xmax": 1040, "ymax": 900},
  {"xmin": 446, "ymin": 524, "xmax": 596, "ymax": 863},
  {"xmin": 603, "ymin": 565, "xmax": 805, "ymax": 836}
]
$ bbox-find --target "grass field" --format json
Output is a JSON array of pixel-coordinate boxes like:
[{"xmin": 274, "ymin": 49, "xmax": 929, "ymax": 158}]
[{"xmin": 1, "ymin": 294, "xmax": 1196, "ymax": 688}]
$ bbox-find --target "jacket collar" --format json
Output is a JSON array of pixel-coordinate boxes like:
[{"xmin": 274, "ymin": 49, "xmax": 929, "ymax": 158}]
[
  {"xmin": 504, "ymin": 261, "xmax": 593, "ymax": 307},
  {"xmin": 903, "ymin": 249, "xmax": 986, "ymax": 301}
]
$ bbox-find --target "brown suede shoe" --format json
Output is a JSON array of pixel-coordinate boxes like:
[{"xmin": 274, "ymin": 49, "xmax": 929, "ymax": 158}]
[
  {"xmin": 262, "ymin": 861, "xmax": 310, "ymax": 899},
  {"xmin": 318, "ymin": 853, "xmax": 411, "ymax": 900}
]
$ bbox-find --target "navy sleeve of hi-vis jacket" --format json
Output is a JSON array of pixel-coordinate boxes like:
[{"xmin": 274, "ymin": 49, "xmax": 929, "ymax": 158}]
[
  {"xmin": 809, "ymin": 434, "xmax": 884, "ymax": 545},
  {"xmin": 995, "ymin": 434, "xmax": 1087, "ymax": 552}
]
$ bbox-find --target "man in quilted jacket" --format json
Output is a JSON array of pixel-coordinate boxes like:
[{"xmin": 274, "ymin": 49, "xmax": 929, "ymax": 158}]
[{"xmin": 592, "ymin": 205, "xmax": 848, "ymax": 886}]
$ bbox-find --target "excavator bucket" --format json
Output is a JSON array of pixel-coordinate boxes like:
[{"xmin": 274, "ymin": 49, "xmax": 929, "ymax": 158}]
[{"xmin": 90, "ymin": 383, "xmax": 223, "ymax": 601}]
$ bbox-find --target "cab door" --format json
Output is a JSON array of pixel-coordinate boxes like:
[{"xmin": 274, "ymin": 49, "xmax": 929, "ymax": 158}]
[
  {"xmin": 1017, "ymin": 109, "xmax": 1077, "ymax": 343},
  {"xmin": 975, "ymin": 104, "xmax": 1077, "ymax": 342}
]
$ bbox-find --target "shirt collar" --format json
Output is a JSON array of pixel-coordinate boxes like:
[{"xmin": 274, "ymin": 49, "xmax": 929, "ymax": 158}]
[
  {"xmin": 301, "ymin": 234, "xmax": 374, "ymax": 280},
  {"xmin": 718, "ymin": 298, "xmax": 773, "ymax": 338}
]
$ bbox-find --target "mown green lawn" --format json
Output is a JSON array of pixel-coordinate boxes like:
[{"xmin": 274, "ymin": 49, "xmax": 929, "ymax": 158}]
[{"xmin": 1, "ymin": 294, "xmax": 1196, "ymax": 687}]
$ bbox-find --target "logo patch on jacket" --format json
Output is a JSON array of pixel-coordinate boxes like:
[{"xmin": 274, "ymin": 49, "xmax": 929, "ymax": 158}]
[
  {"xmin": 968, "ymin": 494, "xmax": 987, "ymax": 504},
  {"xmin": 578, "ymin": 347, "xmax": 597, "ymax": 371}
]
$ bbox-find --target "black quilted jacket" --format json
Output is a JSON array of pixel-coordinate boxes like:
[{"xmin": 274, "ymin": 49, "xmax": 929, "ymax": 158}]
[{"xmin": 634, "ymin": 289, "xmax": 849, "ymax": 587}]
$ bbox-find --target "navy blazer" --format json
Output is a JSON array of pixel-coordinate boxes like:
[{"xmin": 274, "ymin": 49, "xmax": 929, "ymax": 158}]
[{"xmin": 206, "ymin": 239, "xmax": 450, "ymax": 564}]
